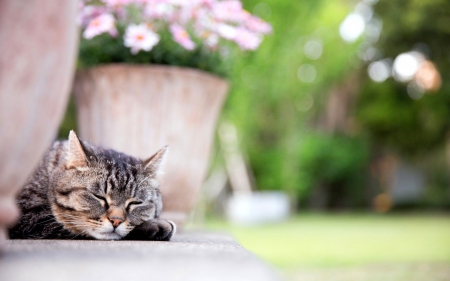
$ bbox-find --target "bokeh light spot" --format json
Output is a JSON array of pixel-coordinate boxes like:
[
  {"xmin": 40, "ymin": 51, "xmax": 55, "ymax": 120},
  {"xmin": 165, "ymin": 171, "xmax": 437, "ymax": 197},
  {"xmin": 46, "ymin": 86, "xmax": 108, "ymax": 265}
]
[
  {"xmin": 407, "ymin": 81, "xmax": 425, "ymax": 100},
  {"xmin": 368, "ymin": 60, "xmax": 390, "ymax": 82},
  {"xmin": 303, "ymin": 40, "xmax": 323, "ymax": 60},
  {"xmin": 373, "ymin": 193, "xmax": 393, "ymax": 213},
  {"xmin": 415, "ymin": 60, "xmax": 441, "ymax": 92},
  {"xmin": 355, "ymin": 2, "xmax": 373, "ymax": 21},
  {"xmin": 297, "ymin": 64, "xmax": 317, "ymax": 83},
  {"xmin": 364, "ymin": 16, "xmax": 382, "ymax": 43},
  {"xmin": 359, "ymin": 44, "xmax": 381, "ymax": 61},
  {"xmin": 392, "ymin": 51, "xmax": 424, "ymax": 82},
  {"xmin": 340, "ymin": 13, "xmax": 365, "ymax": 43},
  {"xmin": 295, "ymin": 93, "xmax": 314, "ymax": 112}
]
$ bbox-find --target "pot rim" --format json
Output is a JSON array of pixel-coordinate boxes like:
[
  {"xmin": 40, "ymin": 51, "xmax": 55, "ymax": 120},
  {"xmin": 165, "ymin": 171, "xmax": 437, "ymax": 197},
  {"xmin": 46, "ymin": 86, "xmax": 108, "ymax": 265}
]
[{"xmin": 77, "ymin": 63, "xmax": 229, "ymax": 83}]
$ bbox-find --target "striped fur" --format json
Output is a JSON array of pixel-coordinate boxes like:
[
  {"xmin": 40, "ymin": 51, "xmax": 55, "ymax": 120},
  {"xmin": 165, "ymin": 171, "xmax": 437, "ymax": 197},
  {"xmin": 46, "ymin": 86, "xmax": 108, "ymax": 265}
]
[{"xmin": 9, "ymin": 131, "xmax": 175, "ymax": 241}]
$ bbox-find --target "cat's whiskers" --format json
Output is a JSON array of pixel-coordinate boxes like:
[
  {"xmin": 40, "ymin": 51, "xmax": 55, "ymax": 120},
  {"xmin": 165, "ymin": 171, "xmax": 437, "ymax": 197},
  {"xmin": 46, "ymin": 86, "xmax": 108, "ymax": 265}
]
[
  {"xmin": 59, "ymin": 215, "xmax": 103, "ymax": 227},
  {"xmin": 60, "ymin": 218, "xmax": 102, "ymax": 232},
  {"xmin": 87, "ymin": 219, "xmax": 104, "ymax": 225},
  {"xmin": 35, "ymin": 216, "xmax": 57, "ymax": 226}
]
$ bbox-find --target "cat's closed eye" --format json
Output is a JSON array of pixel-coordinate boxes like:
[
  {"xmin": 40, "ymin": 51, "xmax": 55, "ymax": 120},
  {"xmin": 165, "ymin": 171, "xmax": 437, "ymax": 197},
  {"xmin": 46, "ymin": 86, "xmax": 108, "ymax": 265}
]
[
  {"xmin": 92, "ymin": 193, "xmax": 109, "ymax": 208},
  {"xmin": 126, "ymin": 200, "xmax": 143, "ymax": 211}
]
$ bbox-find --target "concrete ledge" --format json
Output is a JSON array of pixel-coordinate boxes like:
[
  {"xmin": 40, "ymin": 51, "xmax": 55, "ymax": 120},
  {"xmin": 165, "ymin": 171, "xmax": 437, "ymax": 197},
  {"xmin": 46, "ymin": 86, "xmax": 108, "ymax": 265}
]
[{"xmin": 0, "ymin": 232, "xmax": 281, "ymax": 281}]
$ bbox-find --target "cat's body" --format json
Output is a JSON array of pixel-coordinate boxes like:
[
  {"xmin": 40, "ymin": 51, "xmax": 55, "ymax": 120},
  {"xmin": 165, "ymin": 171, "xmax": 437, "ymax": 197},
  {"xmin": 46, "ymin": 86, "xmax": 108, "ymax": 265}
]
[{"xmin": 9, "ymin": 131, "xmax": 175, "ymax": 241}]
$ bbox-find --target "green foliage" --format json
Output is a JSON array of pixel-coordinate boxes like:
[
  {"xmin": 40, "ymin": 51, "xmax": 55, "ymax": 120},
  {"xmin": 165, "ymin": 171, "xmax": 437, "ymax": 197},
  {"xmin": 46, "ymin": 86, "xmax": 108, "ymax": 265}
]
[
  {"xmin": 418, "ymin": 150, "xmax": 450, "ymax": 208},
  {"xmin": 224, "ymin": 0, "xmax": 359, "ymax": 196},
  {"xmin": 376, "ymin": 0, "xmax": 450, "ymax": 60},
  {"xmin": 78, "ymin": 28, "xmax": 231, "ymax": 77},
  {"xmin": 356, "ymin": 0, "xmax": 450, "ymax": 157},
  {"xmin": 58, "ymin": 96, "xmax": 77, "ymax": 139},
  {"xmin": 357, "ymin": 79, "xmax": 450, "ymax": 156},
  {"xmin": 70, "ymin": 0, "xmax": 450, "ymax": 208},
  {"xmin": 296, "ymin": 133, "xmax": 370, "ymax": 207},
  {"xmin": 75, "ymin": 1, "xmax": 363, "ymax": 205}
]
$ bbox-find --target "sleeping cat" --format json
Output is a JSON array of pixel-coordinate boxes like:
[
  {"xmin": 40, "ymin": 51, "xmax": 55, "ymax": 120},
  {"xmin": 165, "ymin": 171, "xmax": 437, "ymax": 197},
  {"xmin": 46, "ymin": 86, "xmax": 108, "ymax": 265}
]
[{"xmin": 8, "ymin": 130, "xmax": 175, "ymax": 241}]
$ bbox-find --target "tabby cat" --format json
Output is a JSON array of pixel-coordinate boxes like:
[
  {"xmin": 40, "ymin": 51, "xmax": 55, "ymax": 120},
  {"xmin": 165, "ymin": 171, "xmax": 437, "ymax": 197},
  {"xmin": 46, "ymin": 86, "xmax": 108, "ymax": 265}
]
[{"xmin": 9, "ymin": 131, "xmax": 175, "ymax": 241}]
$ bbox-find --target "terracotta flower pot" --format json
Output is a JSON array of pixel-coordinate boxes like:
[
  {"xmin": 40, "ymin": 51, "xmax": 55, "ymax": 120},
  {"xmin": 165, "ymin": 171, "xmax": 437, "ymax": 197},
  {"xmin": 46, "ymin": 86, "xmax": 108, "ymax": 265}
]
[
  {"xmin": 73, "ymin": 65, "xmax": 229, "ymax": 225},
  {"xmin": 0, "ymin": 0, "xmax": 78, "ymax": 246}
]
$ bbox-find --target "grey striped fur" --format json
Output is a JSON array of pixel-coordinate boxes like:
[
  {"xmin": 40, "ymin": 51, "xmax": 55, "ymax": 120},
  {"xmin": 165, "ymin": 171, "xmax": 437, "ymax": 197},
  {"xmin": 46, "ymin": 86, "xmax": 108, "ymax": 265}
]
[{"xmin": 9, "ymin": 131, "xmax": 175, "ymax": 241}]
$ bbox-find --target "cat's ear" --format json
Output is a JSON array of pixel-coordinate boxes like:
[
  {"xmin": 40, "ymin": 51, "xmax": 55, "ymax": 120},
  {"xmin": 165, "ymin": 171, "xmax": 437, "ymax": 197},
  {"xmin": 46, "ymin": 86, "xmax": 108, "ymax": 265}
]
[
  {"xmin": 67, "ymin": 130, "xmax": 89, "ymax": 171},
  {"xmin": 143, "ymin": 146, "xmax": 168, "ymax": 176}
]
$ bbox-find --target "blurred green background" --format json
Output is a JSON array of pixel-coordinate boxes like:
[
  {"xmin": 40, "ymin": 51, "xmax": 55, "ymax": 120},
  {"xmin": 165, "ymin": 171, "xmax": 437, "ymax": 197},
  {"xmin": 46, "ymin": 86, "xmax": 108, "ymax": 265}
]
[
  {"xmin": 64, "ymin": 0, "xmax": 450, "ymax": 210},
  {"xmin": 219, "ymin": 0, "xmax": 450, "ymax": 210},
  {"xmin": 215, "ymin": 0, "xmax": 450, "ymax": 279},
  {"xmin": 62, "ymin": 0, "xmax": 450, "ymax": 279}
]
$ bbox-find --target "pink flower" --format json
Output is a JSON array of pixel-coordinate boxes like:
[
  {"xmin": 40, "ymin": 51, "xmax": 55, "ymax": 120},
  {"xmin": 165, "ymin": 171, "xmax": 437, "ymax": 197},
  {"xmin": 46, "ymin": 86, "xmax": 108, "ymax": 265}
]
[
  {"xmin": 144, "ymin": 2, "xmax": 175, "ymax": 20},
  {"xmin": 124, "ymin": 24, "xmax": 160, "ymax": 54},
  {"xmin": 212, "ymin": 0, "xmax": 246, "ymax": 22},
  {"xmin": 245, "ymin": 16, "xmax": 272, "ymax": 34},
  {"xmin": 193, "ymin": 7, "xmax": 215, "ymax": 32},
  {"xmin": 217, "ymin": 23, "xmax": 237, "ymax": 40},
  {"xmin": 234, "ymin": 28, "xmax": 262, "ymax": 50},
  {"xmin": 79, "ymin": 0, "xmax": 272, "ymax": 53},
  {"xmin": 78, "ymin": 5, "xmax": 106, "ymax": 26},
  {"xmin": 170, "ymin": 24, "xmax": 196, "ymax": 50},
  {"xmin": 178, "ymin": 4, "xmax": 195, "ymax": 25},
  {"xmin": 83, "ymin": 14, "xmax": 117, "ymax": 39},
  {"xmin": 205, "ymin": 33, "xmax": 219, "ymax": 49}
]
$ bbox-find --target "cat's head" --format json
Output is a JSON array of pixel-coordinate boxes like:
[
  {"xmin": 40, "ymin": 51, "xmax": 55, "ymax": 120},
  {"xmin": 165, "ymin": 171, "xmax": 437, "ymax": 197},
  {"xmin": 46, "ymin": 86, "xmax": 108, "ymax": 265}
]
[{"xmin": 49, "ymin": 130, "xmax": 168, "ymax": 240}]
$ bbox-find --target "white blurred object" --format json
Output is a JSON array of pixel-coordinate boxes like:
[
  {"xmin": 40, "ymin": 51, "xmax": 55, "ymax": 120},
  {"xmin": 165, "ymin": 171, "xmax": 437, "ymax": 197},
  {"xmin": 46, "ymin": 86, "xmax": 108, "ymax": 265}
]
[
  {"xmin": 226, "ymin": 191, "xmax": 290, "ymax": 225},
  {"xmin": 355, "ymin": 2, "xmax": 373, "ymax": 21},
  {"xmin": 339, "ymin": 13, "xmax": 365, "ymax": 43},
  {"xmin": 407, "ymin": 81, "xmax": 425, "ymax": 100},
  {"xmin": 219, "ymin": 122, "xmax": 290, "ymax": 225},
  {"xmin": 368, "ymin": 59, "xmax": 391, "ymax": 82},
  {"xmin": 297, "ymin": 64, "xmax": 317, "ymax": 83},
  {"xmin": 364, "ymin": 15, "xmax": 382, "ymax": 43},
  {"xmin": 303, "ymin": 39, "xmax": 323, "ymax": 60},
  {"xmin": 390, "ymin": 163, "xmax": 425, "ymax": 204},
  {"xmin": 219, "ymin": 122, "xmax": 253, "ymax": 194},
  {"xmin": 392, "ymin": 51, "xmax": 425, "ymax": 82}
]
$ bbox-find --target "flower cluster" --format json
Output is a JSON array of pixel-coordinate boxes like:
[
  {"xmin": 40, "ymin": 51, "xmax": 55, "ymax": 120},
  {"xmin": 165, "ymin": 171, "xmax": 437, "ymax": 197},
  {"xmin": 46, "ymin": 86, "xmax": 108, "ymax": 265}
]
[{"xmin": 79, "ymin": 0, "xmax": 272, "ymax": 54}]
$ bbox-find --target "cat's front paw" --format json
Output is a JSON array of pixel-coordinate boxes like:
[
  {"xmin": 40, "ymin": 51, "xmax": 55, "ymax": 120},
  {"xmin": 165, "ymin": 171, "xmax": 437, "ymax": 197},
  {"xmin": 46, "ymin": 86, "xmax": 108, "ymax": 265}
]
[{"xmin": 126, "ymin": 219, "xmax": 176, "ymax": 241}]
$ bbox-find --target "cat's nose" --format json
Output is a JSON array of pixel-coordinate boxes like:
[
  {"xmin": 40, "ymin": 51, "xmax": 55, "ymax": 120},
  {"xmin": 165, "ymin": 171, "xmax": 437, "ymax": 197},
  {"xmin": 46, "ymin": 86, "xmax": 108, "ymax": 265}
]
[
  {"xmin": 109, "ymin": 216, "xmax": 124, "ymax": 228},
  {"xmin": 107, "ymin": 207, "xmax": 125, "ymax": 228}
]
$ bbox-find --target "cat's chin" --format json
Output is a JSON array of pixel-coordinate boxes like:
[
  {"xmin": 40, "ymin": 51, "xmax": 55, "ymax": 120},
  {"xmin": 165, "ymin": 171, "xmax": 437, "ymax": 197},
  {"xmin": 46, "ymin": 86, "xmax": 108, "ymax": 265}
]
[{"xmin": 88, "ymin": 231, "xmax": 124, "ymax": 240}]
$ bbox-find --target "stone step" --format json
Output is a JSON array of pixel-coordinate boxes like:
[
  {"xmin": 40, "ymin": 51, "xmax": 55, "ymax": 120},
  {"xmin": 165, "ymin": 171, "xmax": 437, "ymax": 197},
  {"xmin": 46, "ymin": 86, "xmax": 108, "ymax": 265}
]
[{"xmin": 0, "ymin": 232, "xmax": 281, "ymax": 281}]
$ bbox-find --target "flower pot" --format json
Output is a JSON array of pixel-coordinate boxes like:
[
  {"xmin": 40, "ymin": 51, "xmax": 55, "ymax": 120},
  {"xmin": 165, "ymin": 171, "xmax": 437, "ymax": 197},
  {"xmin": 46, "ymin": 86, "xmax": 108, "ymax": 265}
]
[
  {"xmin": 73, "ymin": 65, "xmax": 229, "ymax": 225},
  {"xmin": 0, "ymin": 0, "xmax": 78, "ymax": 246}
]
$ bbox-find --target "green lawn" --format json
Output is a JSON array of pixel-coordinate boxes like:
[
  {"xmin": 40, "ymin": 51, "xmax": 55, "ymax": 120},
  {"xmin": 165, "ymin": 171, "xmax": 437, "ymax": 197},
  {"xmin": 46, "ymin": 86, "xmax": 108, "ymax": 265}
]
[{"xmin": 203, "ymin": 213, "xmax": 450, "ymax": 280}]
